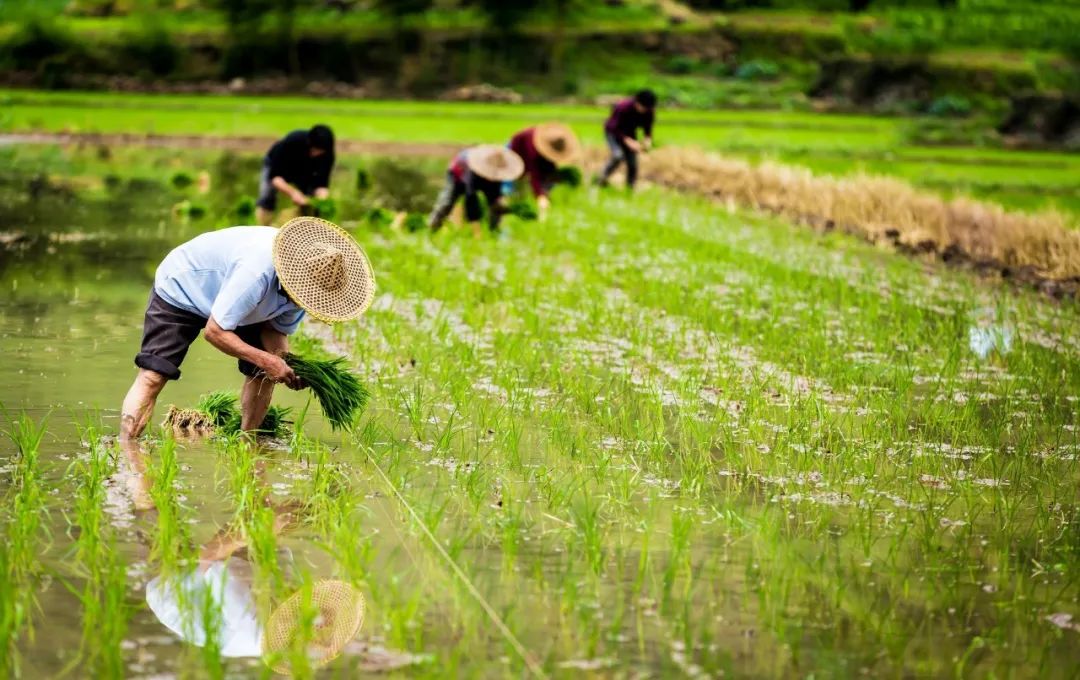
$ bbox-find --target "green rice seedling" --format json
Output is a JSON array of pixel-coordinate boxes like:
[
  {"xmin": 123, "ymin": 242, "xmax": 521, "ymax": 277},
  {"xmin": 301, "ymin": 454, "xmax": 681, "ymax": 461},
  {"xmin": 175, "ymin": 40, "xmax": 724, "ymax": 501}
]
[
  {"xmin": 0, "ymin": 414, "xmax": 49, "ymax": 677},
  {"xmin": 258, "ymin": 404, "xmax": 293, "ymax": 438},
  {"xmin": 196, "ymin": 390, "xmax": 239, "ymax": 428},
  {"xmin": 555, "ymin": 165, "xmax": 583, "ymax": 188},
  {"xmin": 402, "ymin": 212, "xmax": 427, "ymax": 233},
  {"xmin": 507, "ymin": 199, "xmax": 538, "ymax": 221},
  {"xmin": 70, "ymin": 430, "xmax": 129, "ymax": 678},
  {"xmin": 301, "ymin": 197, "xmax": 338, "ymax": 220},
  {"xmin": 233, "ymin": 195, "xmax": 256, "ymax": 221},
  {"xmin": 285, "ymin": 353, "xmax": 370, "ymax": 431},
  {"xmin": 148, "ymin": 435, "xmax": 191, "ymax": 575}
]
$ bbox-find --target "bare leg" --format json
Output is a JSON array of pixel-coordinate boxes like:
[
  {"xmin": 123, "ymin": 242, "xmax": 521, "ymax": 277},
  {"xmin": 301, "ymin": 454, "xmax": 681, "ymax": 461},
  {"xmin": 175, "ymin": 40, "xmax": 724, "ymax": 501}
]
[
  {"xmin": 240, "ymin": 375, "xmax": 274, "ymax": 432},
  {"xmin": 120, "ymin": 368, "xmax": 169, "ymax": 441},
  {"xmin": 119, "ymin": 437, "xmax": 156, "ymax": 511},
  {"xmin": 256, "ymin": 207, "xmax": 274, "ymax": 226}
]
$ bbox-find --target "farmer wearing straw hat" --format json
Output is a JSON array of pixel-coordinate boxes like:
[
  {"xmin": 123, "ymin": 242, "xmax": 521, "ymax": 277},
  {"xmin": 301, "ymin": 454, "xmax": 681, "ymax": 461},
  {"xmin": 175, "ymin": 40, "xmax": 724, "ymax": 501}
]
[
  {"xmin": 507, "ymin": 122, "xmax": 581, "ymax": 222},
  {"xmin": 119, "ymin": 217, "xmax": 375, "ymax": 442},
  {"xmin": 597, "ymin": 89, "xmax": 657, "ymax": 191},
  {"xmin": 256, "ymin": 125, "xmax": 336, "ymax": 226},
  {"xmin": 428, "ymin": 145, "xmax": 525, "ymax": 236}
]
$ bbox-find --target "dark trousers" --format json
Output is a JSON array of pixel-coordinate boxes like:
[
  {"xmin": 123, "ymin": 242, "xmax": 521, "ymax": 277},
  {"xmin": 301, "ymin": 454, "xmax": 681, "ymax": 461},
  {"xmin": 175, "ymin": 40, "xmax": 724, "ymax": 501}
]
[
  {"xmin": 428, "ymin": 172, "xmax": 502, "ymax": 231},
  {"xmin": 600, "ymin": 131, "xmax": 638, "ymax": 188}
]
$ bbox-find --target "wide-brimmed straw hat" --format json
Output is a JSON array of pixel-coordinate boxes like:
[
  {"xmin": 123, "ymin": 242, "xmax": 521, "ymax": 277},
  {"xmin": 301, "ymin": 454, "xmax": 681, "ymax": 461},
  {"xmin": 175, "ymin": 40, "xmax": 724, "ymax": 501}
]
[
  {"xmin": 262, "ymin": 580, "xmax": 366, "ymax": 674},
  {"xmin": 533, "ymin": 122, "xmax": 581, "ymax": 166},
  {"xmin": 466, "ymin": 144, "xmax": 525, "ymax": 182},
  {"xmin": 273, "ymin": 217, "xmax": 376, "ymax": 323}
]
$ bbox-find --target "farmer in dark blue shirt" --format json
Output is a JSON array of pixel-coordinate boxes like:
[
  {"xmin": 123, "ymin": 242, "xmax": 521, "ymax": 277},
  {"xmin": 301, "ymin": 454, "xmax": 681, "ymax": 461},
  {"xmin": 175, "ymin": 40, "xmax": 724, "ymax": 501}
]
[
  {"xmin": 256, "ymin": 125, "xmax": 336, "ymax": 225},
  {"xmin": 597, "ymin": 89, "xmax": 657, "ymax": 191}
]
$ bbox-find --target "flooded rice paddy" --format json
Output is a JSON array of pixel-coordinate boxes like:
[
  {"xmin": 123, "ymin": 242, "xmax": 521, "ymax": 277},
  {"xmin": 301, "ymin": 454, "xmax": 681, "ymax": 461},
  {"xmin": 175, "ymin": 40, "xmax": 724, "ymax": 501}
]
[{"xmin": 1, "ymin": 143, "xmax": 1080, "ymax": 678}]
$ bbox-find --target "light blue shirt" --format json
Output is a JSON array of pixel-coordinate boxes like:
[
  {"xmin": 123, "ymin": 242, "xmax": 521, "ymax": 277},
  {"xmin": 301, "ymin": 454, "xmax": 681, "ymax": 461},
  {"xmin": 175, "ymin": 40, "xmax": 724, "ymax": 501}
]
[{"xmin": 154, "ymin": 226, "xmax": 305, "ymax": 334}]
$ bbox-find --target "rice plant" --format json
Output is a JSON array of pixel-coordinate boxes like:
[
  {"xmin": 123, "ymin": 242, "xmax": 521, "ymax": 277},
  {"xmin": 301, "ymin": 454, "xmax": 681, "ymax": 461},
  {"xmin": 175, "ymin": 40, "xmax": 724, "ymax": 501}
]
[{"xmin": 285, "ymin": 353, "xmax": 371, "ymax": 431}]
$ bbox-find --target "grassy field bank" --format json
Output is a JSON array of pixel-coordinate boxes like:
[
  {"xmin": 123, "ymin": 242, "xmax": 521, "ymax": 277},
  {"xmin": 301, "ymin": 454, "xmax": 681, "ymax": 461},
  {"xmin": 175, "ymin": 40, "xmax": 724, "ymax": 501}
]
[{"xmin": 3, "ymin": 89, "xmax": 1079, "ymax": 218}]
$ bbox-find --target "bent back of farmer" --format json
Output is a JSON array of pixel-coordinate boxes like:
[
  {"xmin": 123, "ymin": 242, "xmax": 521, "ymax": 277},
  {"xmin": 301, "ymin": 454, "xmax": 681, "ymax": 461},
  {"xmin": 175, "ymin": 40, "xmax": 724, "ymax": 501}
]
[
  {"xmin": 507, "ymin": 122, "xmax": 580, "ymax": 222},
  {"xmin": 120, "ymin": 218, "xmax": 375, "ymax": 442},
  {"xmin": 257, "ymin": 125, "xmax": 335, "ymax": 225},
  {"xmin": 598, "ymin": 89, "xmax": 657, "ymax": 190},
  {"xmin": 428, "ymin": 145, "xmax": 524, "ymax": 236}
]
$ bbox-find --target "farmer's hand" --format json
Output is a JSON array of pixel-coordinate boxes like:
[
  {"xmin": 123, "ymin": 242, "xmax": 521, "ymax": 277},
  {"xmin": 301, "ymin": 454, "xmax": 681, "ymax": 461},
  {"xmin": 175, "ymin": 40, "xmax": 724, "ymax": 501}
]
[
  {"xmin": 624, "ymin": 137, "xmax": 642, "ymax": 153},
  {"xmin": 642, "ymin": 137, "xmax": 653, "ymax": 152},
  {"xmin": 537, "ymin": 195, "xmax": 550, "ymax": 221},
  {"xmin": 314, "ymin": 187, "xmax": 330, "ymax": 199},
  {"xmin": 291, "ymin": 190, "xmax": 309, "ymax": 206},
  {"xmin": 260, "ymin": 353, "xmax": 301, "ymax": 389}
]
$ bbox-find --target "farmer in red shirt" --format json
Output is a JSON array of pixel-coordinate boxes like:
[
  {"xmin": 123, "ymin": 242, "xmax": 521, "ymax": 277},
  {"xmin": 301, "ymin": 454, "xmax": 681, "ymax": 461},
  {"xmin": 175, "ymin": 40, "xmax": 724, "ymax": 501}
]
[
  {"xmin": 507, "ymin": 122, "xmax": 581, "ymax": 222},
  {"xmin": 597, "ymin": 89, "xmax": 657, "ymax": 190},
  {"xmin": 428, "ymin": 145, "xmax": 524, "ymax": 236}
]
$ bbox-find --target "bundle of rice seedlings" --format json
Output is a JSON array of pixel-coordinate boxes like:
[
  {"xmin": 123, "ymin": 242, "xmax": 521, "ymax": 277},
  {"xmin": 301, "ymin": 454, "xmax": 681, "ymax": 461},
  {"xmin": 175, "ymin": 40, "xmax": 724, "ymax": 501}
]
[
  {"xmin": 555, "ymin": 166, "xmax": 583, "ymax": 188},
  {"xmin": 402, "ymin": 212, "xmax": 427, "ymax": 233},
  {"xmin": 193, "ymin": 391, "xmax": 292, "ymax": 437},
  {"xmin": 196, "ymin": 390, "xmax": 239, "ymax": 428},
  {"xmin": 507, "ymin": 199, "xmax": 538, "ymax": 221},
  {"xmin": 161, "ymin": 405, "xmax": 214, "ymax": 435},
  {"xmin": 301, "ymin": 198, "xmax": 338, "ymax": 220},
  {"xmin": 257, "ymin": 405, "xmax": 293, "ymax": 438},
  {"xmin": 284, "ymin": 353, "xmax": 370, "ymax": 431}
]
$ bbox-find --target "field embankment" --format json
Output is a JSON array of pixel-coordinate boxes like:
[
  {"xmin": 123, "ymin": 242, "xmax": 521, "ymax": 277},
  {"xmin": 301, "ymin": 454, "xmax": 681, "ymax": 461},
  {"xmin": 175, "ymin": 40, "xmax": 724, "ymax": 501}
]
[
  {"xmin": 634, "ymin": 147, "xmax": 1080, "ymax": 295},
  {"xmin": 6, "ymin": 125, "xmax": 1078, "ymax": 296}
]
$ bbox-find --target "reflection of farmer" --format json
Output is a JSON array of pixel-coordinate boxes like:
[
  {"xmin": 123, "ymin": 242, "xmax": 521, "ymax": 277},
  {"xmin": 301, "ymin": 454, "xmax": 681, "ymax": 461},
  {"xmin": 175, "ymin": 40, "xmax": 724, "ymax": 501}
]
[
  {"xmin": 119, "ymin": 218, "xmax": 376, "ymax": 443},
  {"xmin": 143, "ymin": 499, "xmax": 365, "ymax": 672},
  {"xmin": 598, "ymin": 89, "xmax": 657, "ymax": 191},
  {"xmin": 145, "ymin": 512, "xmax": 294, "ymax": 658},
  {"xmin": 256, "ymin": 125, "xmax": 336, "ymax": 226},
  {"xmin": 507, "ymin": 122, "xmax": 580, "ymax": 222},
  {"xmin": 427, "ymin": 145, "xmax": 524, "ymax": 236}
]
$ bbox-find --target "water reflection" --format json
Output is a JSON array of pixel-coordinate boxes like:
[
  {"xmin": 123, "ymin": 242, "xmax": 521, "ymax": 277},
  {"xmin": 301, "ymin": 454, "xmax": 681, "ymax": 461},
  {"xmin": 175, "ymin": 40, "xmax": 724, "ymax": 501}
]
[{"xmin": 125, "ymin": 438, "xmax": 365, "ymax": 674}]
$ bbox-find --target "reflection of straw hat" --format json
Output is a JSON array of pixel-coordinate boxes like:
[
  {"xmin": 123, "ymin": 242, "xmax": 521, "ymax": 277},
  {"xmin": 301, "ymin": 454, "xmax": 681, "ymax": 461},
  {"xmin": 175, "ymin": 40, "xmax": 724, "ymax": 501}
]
[
  {"xmin": 273, "ymin": 218, "xmax": 376, "ymax": 323},
  {"xmin": 466, "ymin": 144, "xmax": 525, "ymax": 182},
  {"xmin": 262, "ymin": 580, "xmax": 365, "ymax": 675},
  {"xmin": 533, "ymin": 122, "xmax": 581, "ymax": 166}
]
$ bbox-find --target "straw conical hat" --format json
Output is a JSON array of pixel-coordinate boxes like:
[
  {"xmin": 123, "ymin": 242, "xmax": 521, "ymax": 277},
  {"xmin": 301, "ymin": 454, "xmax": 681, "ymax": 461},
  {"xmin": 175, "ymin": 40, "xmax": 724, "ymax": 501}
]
[
  {"xmin": 466, "ymin": 144, "xmax": 525, "ymax": 182},
  {"xmin": 262, "ymin": 580, "xmax": 365, "ymax": 675},
  {"xmin": 273, "ymin": 218, "xmax": 376, "ymax": 323},
  {"xmin": 533, "ymin": 122, "xmax": 581, "ymax": 166}
]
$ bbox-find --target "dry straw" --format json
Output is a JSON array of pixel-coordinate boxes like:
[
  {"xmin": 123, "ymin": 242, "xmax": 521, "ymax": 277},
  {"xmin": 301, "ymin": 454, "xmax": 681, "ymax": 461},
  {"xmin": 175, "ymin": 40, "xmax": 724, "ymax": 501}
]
[{"xmin": 609, "ymin": 147, "xmax": 1080, "ymax": 282}]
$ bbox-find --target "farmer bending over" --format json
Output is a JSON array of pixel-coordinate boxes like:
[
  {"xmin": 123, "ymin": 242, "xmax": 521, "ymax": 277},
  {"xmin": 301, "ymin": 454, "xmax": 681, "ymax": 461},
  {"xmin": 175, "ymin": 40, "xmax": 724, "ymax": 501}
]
[
  {"xmin": 119, "ymin": 217, "xmax": 376, "ymax": 442},
  {"xmin": 598, "ymin": 89, "xmax": 657, "ymax": 190},
  {"xmin": 256, "ymin": 125, "xmax": 336, "ymax": 225},
  {"xmin": 507, "ymin": 122, "xmax": 581, "ymax": 222},
  {"xmin": 428, "ymin": 145, "xmax": 524, "ymax": 236}
]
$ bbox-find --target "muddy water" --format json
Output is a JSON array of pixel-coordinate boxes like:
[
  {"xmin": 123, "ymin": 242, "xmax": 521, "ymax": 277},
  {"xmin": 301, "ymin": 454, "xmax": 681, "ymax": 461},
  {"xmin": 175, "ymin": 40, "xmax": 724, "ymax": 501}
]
[{"xmin": 0, "ymin": 163, "xmax": 359, "ymax": 677}]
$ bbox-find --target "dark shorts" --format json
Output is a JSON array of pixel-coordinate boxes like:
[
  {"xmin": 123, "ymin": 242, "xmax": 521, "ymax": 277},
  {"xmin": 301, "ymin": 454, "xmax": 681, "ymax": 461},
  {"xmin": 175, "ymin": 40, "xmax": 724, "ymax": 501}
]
[
  {"xmin": 256, "ymin": 159, "xmax": 277, "ymax": 211},
  {"xmin": 135, "ymin": 291, "xmax": 265, "ymax": 380}
]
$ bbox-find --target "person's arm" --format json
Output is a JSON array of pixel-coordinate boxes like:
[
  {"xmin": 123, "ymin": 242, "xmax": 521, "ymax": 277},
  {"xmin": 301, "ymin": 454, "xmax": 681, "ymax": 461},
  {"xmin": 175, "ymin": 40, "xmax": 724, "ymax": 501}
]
[
  {"xmin": 271, "ymin": 176, "xmax": 309, "ymax": 206},
  {"xmin": 204, "ymin": 318, "xmax": 300, "ymax": 388},
  {"xmin": 643, "ymin": 110, "xmax": 654, "ymax": 150},
  {"xmin": 623, "ymin": 137, "xmax": 642, "ymax": 152}
]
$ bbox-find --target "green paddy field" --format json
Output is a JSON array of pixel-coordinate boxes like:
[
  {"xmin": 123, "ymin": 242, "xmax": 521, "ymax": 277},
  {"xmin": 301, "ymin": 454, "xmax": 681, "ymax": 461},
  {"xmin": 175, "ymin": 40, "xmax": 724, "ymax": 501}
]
[{"xmin": 0, "ymin": 92, "xmax": 1079, "ymax": 677}]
